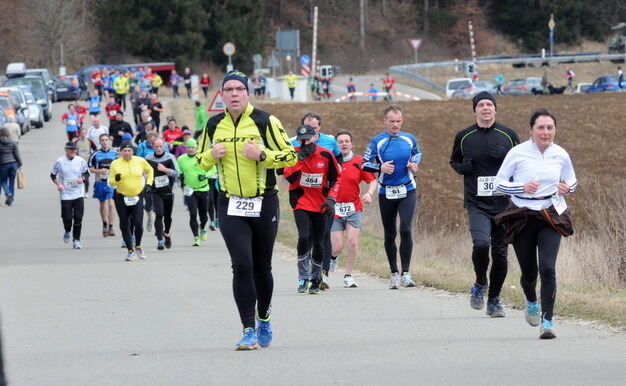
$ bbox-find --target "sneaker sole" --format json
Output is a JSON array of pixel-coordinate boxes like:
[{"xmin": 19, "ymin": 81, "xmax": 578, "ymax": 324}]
[
  {"xmin": 487, "ymin": 311, "xmax": 506, "ymax": 318},
  {"xmin": 157, "ymin": 246, "xmax": 164, "ymax": 251},
  {"xmin": 470, "ymin": 300, "xmax": 485, "ymax": 310},
  {"xmin": 540, "ymin": 330, "xmax": 556, "ymax": 339},
  {"xmin": 402, "ymin": 282, "xmax": 416, "ymax": 288},
  {"xmin": 344, "ymin": 284, "xmax": 358, "ymax": 288},
  {"xmin": 235, "ymin": 344, "xmax": 259, "ymax": 351}
]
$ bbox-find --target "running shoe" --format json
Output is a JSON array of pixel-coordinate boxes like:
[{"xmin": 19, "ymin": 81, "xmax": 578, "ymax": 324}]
[
  {"xmin": 125, "ymin": 251, "xmax": 136, "ymax": 261},
  {"xmin": 72, "ymin": 240, "xmax": 82, "ymax": 249},
  {"xmin": 5, "ymin": 194, "xmax": 13, "ymax": 206},
  {"xmin": 343, "ymin": 275, "xmax": 358, "ymax": 288},
  {"xmin": 200, "ymin": 229, "xmax": 208, "ymax": 241},
  {"xmin": 164, "ymin": 233, "xmax": 172, "ymax": 249},
  {"xmin": 193, "ymin": 237, "xmax": 201, "ymax": 246},
  {"xmin": 525, "ymin": 301, "xmax": 541, "ymax": 327},
  {"xmin": 235, "ymin": 328, "xmax": 259, "ymax": 350},
  {"xmin": 102, "ymin": 227, "xmax": 109, "ymax": 238},
  {"xmin": 470, "ymin": 283, "xmax": 487, "ymax": 310},
  {"xmin": 388, "ymin": 272, "xmax": 400, "ymax": 289},
  {"xmin": 107, "ymin": 227, "xmax": 116, "ymax": 237},
  {"xmin": 308, "ymin": 279, "xmax": 321, "ymax": 294},
  {"xmin": 146, "ymin": 214, "xmax": 154, "ymax": 232},
  {"xmin": 320, "ymin": 273, "xmax": 330, "ymax": 290},
  {"xmin": 486, "ymin": 297, "xmax": 506, "ymax": 318},
  {"xmin": 297, "ymin": 279, "xmax": 309, "ymax": 293},
  {"xmin": 400, "ymin": 272, "xmax": 416, "ymax": 287},
  {"xmin": 63, "ymin": 232, "xmax": 71, "ymax": 243},
  {"xmin": 157, "ymin": 239, "xmax": 165, "ymax": 251},
  {"xmin": 209, "ymin": 221, "xmax": 217, "ymax": 231},
  {"xmin": 135, "ymin": 247, "xmax": 146, "ymax": 259},
  {"xmin": 329, "ymin": 257, "xmax": 338, "ymax": 272},
  {"xmin": 540, "ymin": 318, "xmax": 556, "ymax": 339},
  {"xmin": 257, "ymin": 318, "xmax": 272, "ymax": 348},
  {"xmin": 121, "ymin": 240, "xmax": 126, "ymax": 248}
]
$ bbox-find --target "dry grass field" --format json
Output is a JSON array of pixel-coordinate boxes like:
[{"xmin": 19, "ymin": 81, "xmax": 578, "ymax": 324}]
[{"xmin": 166, "ymin": 92, "xmax": 626, "ymax": 328}]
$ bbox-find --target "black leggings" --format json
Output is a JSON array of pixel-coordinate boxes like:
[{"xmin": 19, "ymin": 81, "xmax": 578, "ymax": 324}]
[
  {"xmin": 61, "ymin": 198, "xmax": 84, "ymax": 241},
  {"xmin": 378, "ymin": 189, "xmax": 417, "ymax": 273},
  {"xmin": 218, "ymin": 193, "xmax": 279, "ymax": 329},
  {"xmin": 294, "ymin": 209, "xmax": 327, "ymax": 280},
  {"xmin": 188, "ymin": 191, "xmax": 209, "ymax": 237},
  {"xmin": 321, "ymin": 214, "xmax": 333, "ymax": 272},
  {"xmin": 152, "ymin": 192, "xmax": 174, "ymax": 240},
  {"xmin": 207, "ymin": 180, "xmax": 219, "ymax": 222},
  {"xmin": 512, "ymin": 215, "xmax": 561, "ymax": 321},
  {"xmin": 114, "ymin": 192, "xmax": 144, "ymax": 251},
  {"xmin": 468, "ymin": 206, "xmax": 508, "ymax": 300}
]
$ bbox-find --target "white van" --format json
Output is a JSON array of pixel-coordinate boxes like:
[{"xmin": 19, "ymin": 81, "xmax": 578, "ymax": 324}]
[
  {"xmin": 6, "ymin": 62, "xmax": 27, "ymax": 78},
  {"xmin": 446, "ymin": 78, "xmax": 472, "ymax": 98}
]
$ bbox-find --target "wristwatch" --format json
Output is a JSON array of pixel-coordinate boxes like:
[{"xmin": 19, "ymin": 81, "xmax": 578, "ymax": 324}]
[{"xmin": 259, "ymin": 151, "xmax": 267, "ymax": 162}]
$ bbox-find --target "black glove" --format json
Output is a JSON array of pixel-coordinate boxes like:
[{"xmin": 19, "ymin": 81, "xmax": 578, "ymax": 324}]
[
  {"xmin": 321, "ymin": 197, "xmax": 336, "ymax": 216},
  {"xmin": 488, "ymin": 144, "xmax": 507, "ymax": 160},
  {"xmin": 198, "ymin": 174, "xmax": 207, "ymax": 181},
  {"xmin": 115, "ymin": 173, "xmax": 122, "ymax": 182},
  {"xmin": 297, "ymin": 143, "xmax": 315, "ymax": 161},
  {"xmin": 143, "ymin": 184, "xmax": 151, "ymax": 194},
  {"xmin": 459, "ymin": 158, "xmax": 474, "ymax": 175}
]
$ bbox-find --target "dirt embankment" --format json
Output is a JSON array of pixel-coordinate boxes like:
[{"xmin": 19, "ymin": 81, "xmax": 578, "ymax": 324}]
[{"xmin": 257, "ymin": 93, "xmax": 626, "ymax": 227}]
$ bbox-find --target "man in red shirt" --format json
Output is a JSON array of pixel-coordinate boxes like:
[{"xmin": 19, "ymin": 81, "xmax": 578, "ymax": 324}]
[
  {"xmin": 200, "ymin": 73, "xmax": 212, "ymax": 98},
  {"xmin": 162, "ymin": 118, "xmax": 183, "ymax": 146},
  {"xmin": 283, "ymin": 124, "xmax": 341, "ymax": 294},
  {"xmin": 92, "ymin": 69, "xmax": 104, "ymax": 99},
  {"xmin": 330, "ymin": 130, "xmax": 377, "ymax": 288},
  {"xmin": 382, "ymin": 73, "xmax": 395, "ymax": 101},
  {"xmin": 105, "ymin": 97, "xmax": 122, "ymax": 126}
]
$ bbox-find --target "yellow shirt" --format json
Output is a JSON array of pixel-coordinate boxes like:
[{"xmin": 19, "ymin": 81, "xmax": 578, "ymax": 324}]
[
  {"xmin": 108, "ymin": 156, "xmax": 154, "ymax": 196},
  {"xmin": 113, "ymin": 76, "xmax": 130, "ymax": 95},
  {"xmin": 286, "ymin": 74, "xmax": 298, "ymax": 88}
]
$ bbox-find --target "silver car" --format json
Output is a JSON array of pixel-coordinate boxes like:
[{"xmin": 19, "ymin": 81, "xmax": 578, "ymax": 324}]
[
  {"xmin": 451, "ymin": 80, "xmax": 497, "ymax": 99},
  {"xmin": 17, "ymin": 85, "xmax": 44, "ymax": 128}
]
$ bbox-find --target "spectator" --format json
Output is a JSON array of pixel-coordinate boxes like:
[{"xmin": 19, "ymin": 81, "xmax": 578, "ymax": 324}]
[
  {"xmin": 0, "ymin": 127, "xmax": 23, "ymax": 206},
  {"xmin": 200, "ymin": 73, "xmax": 212, "ymax": 98}
]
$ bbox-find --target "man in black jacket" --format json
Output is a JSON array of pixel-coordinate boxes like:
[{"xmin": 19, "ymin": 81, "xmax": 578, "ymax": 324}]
[
  {"xmin": 109, "ymin": 111, "xmax": 133, "ymax": 148},
  {"xmin": 449, "ymin": 91, "xmax": 520, "ymax": 318}
]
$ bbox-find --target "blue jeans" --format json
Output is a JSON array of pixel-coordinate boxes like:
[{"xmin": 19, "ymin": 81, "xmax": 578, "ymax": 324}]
[{"xmin": 0, "ymin": 162, "xmax": 18, "ymax": 198}]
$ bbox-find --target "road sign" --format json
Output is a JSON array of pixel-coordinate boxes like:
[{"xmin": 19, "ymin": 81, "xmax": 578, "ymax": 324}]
[
  {"xmin": 409, "ymin": 38, "xmax": 423, "ymax": 50},
  {"xmin": 223, "ymin": 42, "xmax": 236, "ymax": 56},
  {"xmin": 300, "ymin": 55, "xmax": 311, "ymax": 66},
  {"xmin": 548, "ymin": 14, "xmax": 555, "ymax": 30},
  {"xmin": 267, "ymin": 53, "xmax": 280, "ymax": 68},
  {"xmin": 253, "ymin": 54, "xmax": 263, "ymax": 65},
  {"xmin": 301, "ymin": 64, "xmax": 310, "ymax": 76},
  {"xmin": 208, "ymin": 90, "xmax": 225, "ymax": 112}
]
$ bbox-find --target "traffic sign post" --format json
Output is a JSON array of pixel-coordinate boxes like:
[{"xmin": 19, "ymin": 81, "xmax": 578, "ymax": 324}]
[
  {"xmin": 408, "ymin": 38, "xmax": 423, "ymax": 63},
  {"xmin": 208, "ymin": 90, "xmax": 225, "ymax": 112},
  {"xmin": 300, "ymin": 55, "xmax": 311, "ymax": 76},
  {"xmin": 223, "ymin": 42, "xmax": 236, "ymax": 72}
]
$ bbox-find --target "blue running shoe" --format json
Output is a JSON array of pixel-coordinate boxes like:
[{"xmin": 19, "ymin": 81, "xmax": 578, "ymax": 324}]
[
  {"xmin": 63, "ymin": 232, "xmax": 71, "ymax": 243},
  {"xmin": 525, "ymin": 301, "xmax": 541, "ymax": 327},
  {"xmin": 470, "ymin": 283, "xmax": 487, "ymax": 310},
  {"xmin": 257, "ymin": 318, "xmax": 272, "ymax": 347},
  {"xmin": 235, "ymin": 327, "xmax": 259, "ymax": 350},
  {"xmin": 297, "ymin": 279, "xmax": 309, "ymax": 293},
  {"xmin": 486, "ymin": 297, "xmax": 506, "ymax": 318},
  {"xmin": 540, "ymin": 318, "xmax": 556, "ymax": 339}
]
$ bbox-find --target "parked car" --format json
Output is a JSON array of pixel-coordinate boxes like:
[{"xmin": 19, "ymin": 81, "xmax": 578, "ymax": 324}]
[
  {"xmin": 4, "ymin": 75, "xmax": 52, "ymax": 121},
  {"xmin": 54, "ymin": 75, "xmax": 88, "ymax": 101},
  {"xmin": 586, "ymin": 75, "xmax": 623, "ymax": 93},
  {"xmin": 26, "ymin": 68, "xmax": 56, "ymax": 102},
  {"xmin": 451, "ymin": 80, "xmax": 497, "ymax": 99},
  {"xmin": 0, "ymin": 91, "xmax": 28, "ymax": 135},
  {"xmin": 0, "ymin": 109, "xmax": 6, "ymax": 129},
  {"xmin": 0, "ymin": 87, "xmax": 31, "ymax": 134},
  {"xmin": 575, "ymin": 82, "xmax": 592, "ymax": 94},
  {"xmin": 446, "ymin": 78, "xmax": 472, "ymax": 98},
  {"xmin": 17, "ymin": 86, "xmax": 44, "ymax": 128},
  {"xmin": 503, "ymin": 77, "xmax": 543, "ymax": 95}
]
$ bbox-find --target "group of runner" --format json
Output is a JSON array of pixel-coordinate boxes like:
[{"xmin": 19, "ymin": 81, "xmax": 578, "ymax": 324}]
[{"xmin": 48, "ymin": 68, "xmax": 577, "ymax": 350}]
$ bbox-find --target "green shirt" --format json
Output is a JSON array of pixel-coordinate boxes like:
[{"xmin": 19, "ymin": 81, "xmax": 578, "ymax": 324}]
[{"xmin": 177, "ymin": 154, "xmax": 210, "ymax": 191}]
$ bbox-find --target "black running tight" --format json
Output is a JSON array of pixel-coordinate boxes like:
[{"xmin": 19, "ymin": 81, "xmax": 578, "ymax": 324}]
[
  {"xmin": 152, "ymin": 192, "xmax": 174, "ymax": 240},
  {"xmin": 378, "ymin": 189, "xmax": 417, "ymax": 273},
  {"xmin": 61, "ymin": 198, "xmax": 84, "ymax": 241},
  {"xmin": 512, "ymin": 215, "xmax": 561, "ymax": 321},
  {"xmin": 114, "ymin": 192, "xmax": 144, "ymax": 251},
  {"xmin": 188, "ymin": 191, "xmax": 209, "ymax": 237}
]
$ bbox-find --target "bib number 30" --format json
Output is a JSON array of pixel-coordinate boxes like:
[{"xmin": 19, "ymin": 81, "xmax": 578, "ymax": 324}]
[
  {"xmin": 477, "ymin": 176, "xmax": 503, "ymax": 197},
  {"xmin": 227, "ymin": 196, "xmax": 263, "ymax": 217}
]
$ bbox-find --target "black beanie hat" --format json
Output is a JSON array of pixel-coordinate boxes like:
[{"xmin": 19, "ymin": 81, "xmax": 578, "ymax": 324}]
[
  {"xmin": 222, "ymin": 70, "xmax": 249, "ymax": 94},
  {"xmin": 472, "ymin": 91, "xmax": 496, "ymax": 112}
]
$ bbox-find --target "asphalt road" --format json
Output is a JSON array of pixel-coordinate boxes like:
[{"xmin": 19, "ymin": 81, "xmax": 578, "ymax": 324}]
[{"xmin": 0, "ymin": 102, "xmax": 624, "ymax": 386}]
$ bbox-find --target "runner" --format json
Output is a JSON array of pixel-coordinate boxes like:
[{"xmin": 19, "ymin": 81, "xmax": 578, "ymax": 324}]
[
  {"xmin": 51, "ymin": 142, "xmax": 89, "ymax": 249},
  {"xmin": 291, "ymin": 112, "xmax": 341, "ymax": 289},
  {"xmin": 113, "ymin": 71, "xmax": 130, "ymax": 111},
  {"xmin": 346, "ymin": 77, "xmax": 357, "ymax": 101},
  {"xmin": 108, "ymin": 141, "xmax": 154, "ymax": 261},
  {"xmin": 75, "ymin": 128, "xmax": 94, "ymax": 197},
  {"xmin": 88, "ymin": 90, "xmax": 101, "ymax": 116},
  {"xmin": 163, "ymin": 118, "xmax": 184, "ymax": 151},
  {"xmin": 283, "ymin": 124, "xmax": 341, "ymax": 294},
  {"xmin": 170, "ymin": 70, "xmax": 181, "ymax": 98},
  {"xmin": 61, "ymin": 104, "xmax": 80, "ymax": 141},
  {"xmin": 109, "ymin": 111, "xmax": 133, "ymax": 148},
  {"xmin": 197, "ymin": 70, "xmax": 297, "ymax": 350},
  {"xmin": 449, "ymin": 91, "xmax": 520, "ymax": 317},
  {"xmin": 86, "ymin": 116, "xmax": 109, "ymax": 150},
  {"xmin": 105, "ymin": 96, "xmax": 122, "ymax": 126},
  {"xmin": 176, "ymin": 139, "xmax": 211, "ymax": 245},
  {"xmin": 146, "ymin": 138, "xmax": 179, "ymax": 250},
  {"xmin": 382, "ymin": 73, "xmax": 395, "ymax": 101},
  {"xmin": 183, "ymin": 67, "xmax": 192, "ymax": 98},
  {"xmin": 173, "ymin": 129, "xmax": 193, "ymax": 158},
  {"xmin": 200, "ymin": 73, "xmax": 211, "ymax": 98},
  {"xmin": 331, "ymin": 130, "xmax": 377, "ymax": 288},
  {"xmin": 149, "ymin": 92, "xmax": 164, "ymax": 131},
  {"xmin": 363, "ymin": 104, "xmax": 422, "ymax": 289},
  {"xmin": 88, "ymin": 134, "xmax": 118, "ymax": 237},
  {"xmin": 494, "ymin": 108, "xmax": 577, "ymax": 339}
]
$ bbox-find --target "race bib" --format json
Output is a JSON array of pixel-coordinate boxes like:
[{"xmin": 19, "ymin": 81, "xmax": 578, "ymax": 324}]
[
  {"xmin": 124, "ymin": 196, "xmax": 140, "ymax": 206},
  {"xmin": 227, "ymin": 195, "xmax": 263, "ymax": 217},
  {"xmin": 300, "ymin": 173, "xmax": 323, "ymax": 188},
  {"xmin": 183, "ymin": 186, "xmax": 194, "ymax": 197},
  {"xmin": 335, "ymin": 202, "xmax": 356, "ymax": 217},
  {"xmin": 477, "ymin": 176, "xmax": 503, "ymax": 197},
  {"xmin": 64, "ymin": 179, "xmax": 78, "ymax": 189},
  {"xmin": 154, "ymin": 175, "xmax": 169, "ymax": 188},
  {"xmin": 551, "ymin": 194, "xmax": 567, "ymax": 215},
  {"xmin": 385, "ymin": 185, "xmax": 407, "ymax": 199},
  {"xmin": 67, "ymin": 120, "xmax": 77, "ymax": 126}
]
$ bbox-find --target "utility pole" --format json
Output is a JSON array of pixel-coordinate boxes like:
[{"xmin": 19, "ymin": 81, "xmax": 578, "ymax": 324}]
[
  {"xmin": 359, "ymin": 0, "xmax": 365, "ymax": 51},
  {"xmin": 312, "ymin": 6, "xmax": 318, "ymax": 80}
]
